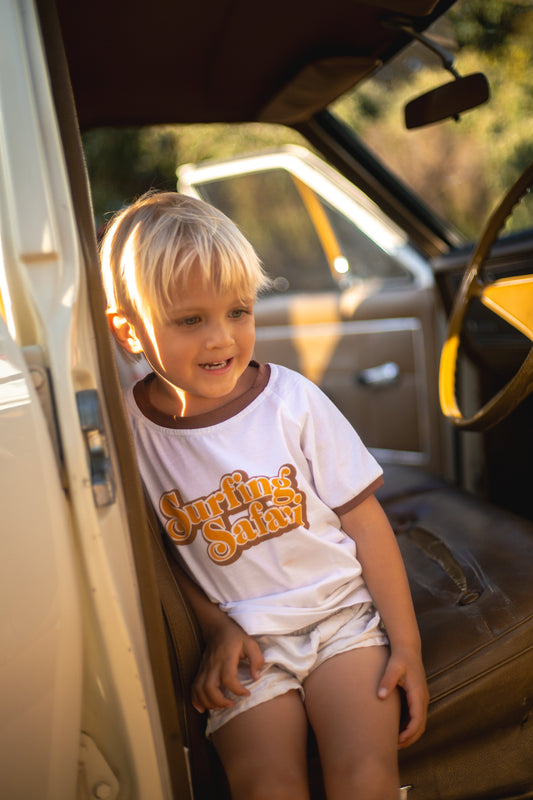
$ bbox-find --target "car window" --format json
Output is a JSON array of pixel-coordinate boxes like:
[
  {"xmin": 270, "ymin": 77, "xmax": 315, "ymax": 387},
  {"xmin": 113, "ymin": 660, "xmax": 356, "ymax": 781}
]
[
  {"xmin": 185, "ymin": 164, "xmax": 413, "ymax": 294},
  {"xmin": 191, "ymin": 169, "xmax": 339, "ymax": 293},
  {"xmin": 320, "ymin": 198, "xmax": 410, "ymax": 282},
  {"xmin": 330, "ymin": 0, "xmax": 533, "ymax": 242}
]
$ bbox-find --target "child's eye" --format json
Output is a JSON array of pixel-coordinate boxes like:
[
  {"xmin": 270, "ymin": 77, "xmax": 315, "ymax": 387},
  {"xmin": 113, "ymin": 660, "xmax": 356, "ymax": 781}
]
[
  {"xmin": 179, "ymin": 315, "xmax": 201, "ymax": 326},
  {"xmin": 229, "ymin": 308, "xmax": 251, "ymax": 319}
]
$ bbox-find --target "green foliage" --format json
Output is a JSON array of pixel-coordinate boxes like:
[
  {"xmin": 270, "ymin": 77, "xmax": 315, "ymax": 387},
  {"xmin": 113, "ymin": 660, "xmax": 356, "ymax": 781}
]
[
  {"xmin": 83, "ymin": 127, "xmax": 180, "ymax": 227},
  {"xmin": 83, "ymin": 123, "xmax": 305, "ymax": 227},
  {"xmin": 449, "ymin": 0, "xmax": 529, "ymax": 51},
  {"xmin": 332, "ymin": 2, "xmax": 533, "ymax": 240}
]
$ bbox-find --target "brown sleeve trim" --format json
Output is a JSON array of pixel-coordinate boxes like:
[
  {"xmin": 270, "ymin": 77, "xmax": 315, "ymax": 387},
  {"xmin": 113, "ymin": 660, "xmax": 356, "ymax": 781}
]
[{"xmin": 332, "ymin": 475, "xmax": 384, "ymax": 517}]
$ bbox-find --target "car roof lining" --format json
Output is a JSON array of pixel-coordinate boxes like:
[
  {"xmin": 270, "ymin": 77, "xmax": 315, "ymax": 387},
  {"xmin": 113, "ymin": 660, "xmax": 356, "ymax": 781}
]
[{"xmin": 52, "ymin": 0, "xmax": 450, "ymax": 130}]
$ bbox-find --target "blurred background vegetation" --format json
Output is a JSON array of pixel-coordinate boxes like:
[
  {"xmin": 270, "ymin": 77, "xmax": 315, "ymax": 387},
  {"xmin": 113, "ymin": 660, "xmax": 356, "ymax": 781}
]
[{"xmin": 83, "ymin": 0, "xmax": 533, "ymax": 241}]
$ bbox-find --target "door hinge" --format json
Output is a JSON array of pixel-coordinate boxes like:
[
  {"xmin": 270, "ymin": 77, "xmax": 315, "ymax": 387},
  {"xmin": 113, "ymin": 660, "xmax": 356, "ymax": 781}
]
[{"xmin": 78, "ymin": 733, "xmax": 120, "ymax": 800}]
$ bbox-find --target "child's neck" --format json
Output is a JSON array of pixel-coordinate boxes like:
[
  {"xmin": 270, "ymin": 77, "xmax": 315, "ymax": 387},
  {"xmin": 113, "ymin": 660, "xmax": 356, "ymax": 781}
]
[{"xmin": 148, "ymin": 364, "xmax": 257, "ymax": 418}]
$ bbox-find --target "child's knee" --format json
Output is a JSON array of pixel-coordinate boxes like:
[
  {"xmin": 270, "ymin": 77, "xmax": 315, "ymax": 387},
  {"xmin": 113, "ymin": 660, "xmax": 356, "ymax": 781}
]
[
  {"xmin": 228, "ymin": 768, "xmax": 309, "ymax": 800},
  {"xmin": 324, "ymin": 754, "xmax": 399, "ymax": 800}
]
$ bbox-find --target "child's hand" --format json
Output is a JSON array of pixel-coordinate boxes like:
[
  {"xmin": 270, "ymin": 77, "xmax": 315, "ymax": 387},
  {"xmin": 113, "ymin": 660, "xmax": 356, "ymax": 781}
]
[
  {"xmin": 377, "ymin": 646, "xmax": 429, "ymax": 749},
  {"xmin": 191, "ymin": 616, "xmax": 264, "ymax": 713}
]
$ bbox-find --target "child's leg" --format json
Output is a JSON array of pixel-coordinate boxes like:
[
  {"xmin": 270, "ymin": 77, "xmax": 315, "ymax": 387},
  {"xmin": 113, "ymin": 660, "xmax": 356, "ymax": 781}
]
[
  {"xmin": 303, "ymin": 645, "xmax": 400, "ymax": 800},
  {"xmin": 211, "ymin": 688, "xmax": 310, "ymax": 800}
]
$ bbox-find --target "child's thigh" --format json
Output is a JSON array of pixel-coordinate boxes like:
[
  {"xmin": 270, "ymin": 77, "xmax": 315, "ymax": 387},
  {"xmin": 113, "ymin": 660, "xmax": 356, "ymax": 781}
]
[
  {"xmin": 211, "ymin": 688, "xmax": 310, "ymax": 800},
  {"xmin": 303, "ymin": 646, "xmax": 400, "ymax": 798}
]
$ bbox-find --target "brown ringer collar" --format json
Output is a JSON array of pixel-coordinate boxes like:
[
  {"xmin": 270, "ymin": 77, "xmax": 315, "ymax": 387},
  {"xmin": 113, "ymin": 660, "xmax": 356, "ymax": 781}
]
[{"xmin": 132, "ymin": 361, "xmax": 270, "ymax": 429}]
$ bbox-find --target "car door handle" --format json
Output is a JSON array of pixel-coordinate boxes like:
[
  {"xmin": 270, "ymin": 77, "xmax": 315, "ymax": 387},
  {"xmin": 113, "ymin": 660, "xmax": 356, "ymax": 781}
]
[
  {"xmin": 76, "ymin": 389, "xmax": 116, "ymax": 507},
  {"xmin": 357, "ymin": 361, "xmax": 400, "ymax": 387}
]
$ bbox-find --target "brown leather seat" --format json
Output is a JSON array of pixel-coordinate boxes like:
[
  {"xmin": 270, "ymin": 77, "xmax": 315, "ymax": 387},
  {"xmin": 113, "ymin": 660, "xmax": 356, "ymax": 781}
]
[
  {"xmin": 150, "ymin": 463, "xmax": 533, "ymax": 799},
  {"xmin": 380, "ymin": 466, "xmax": 533, "ymax": 799}
]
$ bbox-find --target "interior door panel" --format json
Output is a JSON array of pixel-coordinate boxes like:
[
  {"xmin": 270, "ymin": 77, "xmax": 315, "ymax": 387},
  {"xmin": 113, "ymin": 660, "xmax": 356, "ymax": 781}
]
[{"xmin": 254, "ymin": 283, "xmax": 443, "ymax": 472}]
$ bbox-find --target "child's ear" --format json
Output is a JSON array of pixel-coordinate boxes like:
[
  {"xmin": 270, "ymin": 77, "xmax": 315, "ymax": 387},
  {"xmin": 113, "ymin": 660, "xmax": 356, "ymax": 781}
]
[{"xmin": 106, "ymin": 311, "xmax": 144, "ymax": 354}]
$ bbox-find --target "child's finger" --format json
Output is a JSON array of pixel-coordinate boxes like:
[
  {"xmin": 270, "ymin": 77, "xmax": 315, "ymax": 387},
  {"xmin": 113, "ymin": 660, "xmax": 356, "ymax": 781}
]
[
  {"xmin": 190, "ymin": 633, "xmax": 264, "ymax": 712},
  {"xmin": 219, "ymin": 669, "xmax": 251, "ymax": 698},
  {"xmin": 192, "ymin": 685, "xmax": 228, "ymax": 713},
  {"xmin": 377, "ymin": 659, "xmax": 402, "ymax": 699},
  {"xmin": 397, "ymin": 684, "xmax": 428, "ymax": 748},
  {"xmin": 242, "ymin": 637, "xmax": 265, "ymax": 680},
  {"xmin": 192, "ymin": 671, "xmax": 237, "ymax": 712},
  {"xmin": 218, "ymin": 650, "xmax": 252, "ymax": 699},
  {"xmin": 398, "ymin": 708, "xmax": 425, "ymax": 748}
]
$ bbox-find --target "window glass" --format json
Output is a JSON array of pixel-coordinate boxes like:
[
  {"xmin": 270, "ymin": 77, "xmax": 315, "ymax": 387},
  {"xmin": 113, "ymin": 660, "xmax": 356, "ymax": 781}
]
[
  {"xmin": 196, "ymin": 170, "xmax": 338, "ymax": 293},
  {"xmin": 320, "ymin": 199, "xmax": 411, "ymax": 282},
  {"xmin": 192, "ymin": 165, "xmax": 412, "ymax": 292},
  {"xmin": 331, "ymin": 0, "xmax": 533, "ymax": 242}
]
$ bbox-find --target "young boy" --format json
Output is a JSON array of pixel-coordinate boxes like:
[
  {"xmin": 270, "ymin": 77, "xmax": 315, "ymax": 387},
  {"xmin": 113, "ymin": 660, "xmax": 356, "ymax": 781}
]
[{"xmin": 101, "ymin": 191, "xmax": 428, "ymax": 800}]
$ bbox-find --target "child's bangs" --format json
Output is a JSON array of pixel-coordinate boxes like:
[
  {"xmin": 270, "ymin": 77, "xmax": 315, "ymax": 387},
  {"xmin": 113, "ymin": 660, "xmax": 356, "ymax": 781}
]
[
  {"xmin": 153, "ymin": 234, "xmax": 264, "ymax": 321},
  {"xmin": 206, "ymin": 239, "xmax": 260, "ymax": 298}
]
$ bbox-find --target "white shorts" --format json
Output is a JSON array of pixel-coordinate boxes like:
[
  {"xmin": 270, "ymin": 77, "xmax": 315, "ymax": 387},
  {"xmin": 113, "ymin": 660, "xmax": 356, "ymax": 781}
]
[{"xmin": 206, "ymin": 602, "xmax": 388, "ymax": 736}]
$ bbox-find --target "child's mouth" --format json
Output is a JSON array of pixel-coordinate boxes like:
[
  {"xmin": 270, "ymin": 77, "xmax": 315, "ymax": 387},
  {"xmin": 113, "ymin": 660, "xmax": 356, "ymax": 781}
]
[{"xmin": 201, "ymin": 359, "xmax": 231, "ymax": 370}]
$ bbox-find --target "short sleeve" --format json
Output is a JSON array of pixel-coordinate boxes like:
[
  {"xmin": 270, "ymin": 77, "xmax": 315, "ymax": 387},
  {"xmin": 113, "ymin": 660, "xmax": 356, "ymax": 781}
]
[{"xmin": 296, "ymin": 376, "xmax": 383, "ymax": 512}]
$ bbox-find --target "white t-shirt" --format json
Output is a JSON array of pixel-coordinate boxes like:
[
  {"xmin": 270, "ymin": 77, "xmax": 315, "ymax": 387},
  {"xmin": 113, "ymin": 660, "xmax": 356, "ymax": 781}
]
[{"xmin": 125, "ymin": 362, "xmax": 383, "ymax": 635}]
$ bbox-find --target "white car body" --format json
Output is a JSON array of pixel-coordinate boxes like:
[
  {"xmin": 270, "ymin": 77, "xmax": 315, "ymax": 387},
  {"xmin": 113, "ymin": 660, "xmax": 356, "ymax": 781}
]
[{"xmin": 0, "ymin": 3, "xmax": 173, "ymax": 797}]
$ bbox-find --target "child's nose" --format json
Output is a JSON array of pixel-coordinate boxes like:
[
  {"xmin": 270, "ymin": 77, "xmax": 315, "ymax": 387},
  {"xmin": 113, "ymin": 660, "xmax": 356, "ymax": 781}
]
[{"xmin": 205, "ymin": 320, "xmax": 234, "ymax": 348}]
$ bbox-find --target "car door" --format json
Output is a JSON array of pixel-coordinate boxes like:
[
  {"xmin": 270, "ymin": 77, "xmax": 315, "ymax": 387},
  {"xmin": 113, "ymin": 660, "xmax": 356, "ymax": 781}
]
[
  {"xmin": 179, "ymin": 147, "xmax": 446, "ymax": 474},
  {"xmin": 0, "ymin": 3, "xmax": 183, "ymax": 796}
]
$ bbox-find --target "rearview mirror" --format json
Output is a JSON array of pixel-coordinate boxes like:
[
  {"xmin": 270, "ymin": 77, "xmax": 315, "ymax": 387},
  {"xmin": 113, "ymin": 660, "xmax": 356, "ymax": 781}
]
[{"xmin": 404, "ymin": 72, "xmax": 490, "ymax": 129}]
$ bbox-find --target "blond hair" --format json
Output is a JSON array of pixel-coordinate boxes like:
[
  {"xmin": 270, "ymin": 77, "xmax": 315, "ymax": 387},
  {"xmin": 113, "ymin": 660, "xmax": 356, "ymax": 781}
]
[{"xmin": 100, "ymin": 191, "xmax": 270, "ymax": 324}]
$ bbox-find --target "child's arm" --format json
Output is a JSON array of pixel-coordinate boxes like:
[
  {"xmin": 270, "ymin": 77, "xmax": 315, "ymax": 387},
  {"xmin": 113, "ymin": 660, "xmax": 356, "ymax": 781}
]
[
  {"xmin": 340, "ymin": 493, "xmax": 429, "ymax": 748},
  {"xmin": 166, "ymin": 554, "xmax": 264, "ymax": 712}
]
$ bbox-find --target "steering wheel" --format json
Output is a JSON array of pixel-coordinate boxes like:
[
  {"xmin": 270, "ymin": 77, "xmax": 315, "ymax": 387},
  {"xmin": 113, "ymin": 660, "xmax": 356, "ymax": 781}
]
[{"xmin": 439, "ymin": 162, "xmax": 533, "ymax": 431}]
